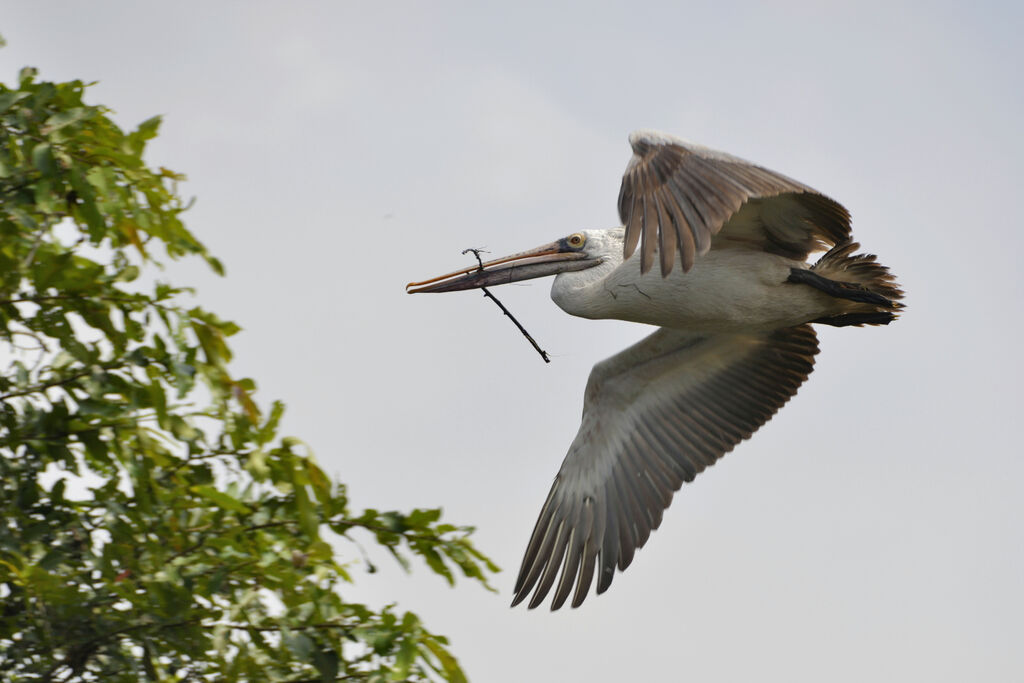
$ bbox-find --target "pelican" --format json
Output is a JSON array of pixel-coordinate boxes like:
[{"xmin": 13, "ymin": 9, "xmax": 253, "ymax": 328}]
[{"xmin": 407, "ymin": 131, "xmax": 903, "ymax": 610}]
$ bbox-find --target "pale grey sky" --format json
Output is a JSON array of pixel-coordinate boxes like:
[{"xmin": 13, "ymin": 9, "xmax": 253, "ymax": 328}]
[{"xmin": 5, "ymin": 2, "xmax": 1023, "ymax": 680}]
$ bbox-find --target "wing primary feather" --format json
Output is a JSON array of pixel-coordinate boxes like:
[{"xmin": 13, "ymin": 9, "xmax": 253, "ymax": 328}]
[
  {"xmin": 572, "ymin": 494, "xmax": 602, "ymax": 606},
  {"xmin": 617, "ymin": 169, "xmax": 633, "ymax": 224},
  {"xmin": 530, "ymin": 522, "xmax": 571, "ymax": 609},
  {"xmin": 639, "ymin": 188, "xmax": 655, "ymax": 274},
  {"xmin": 588, "ymin": 494, "xmax": 605, "ymax": 562},
  {"xmin": 658, "ymin": 187, "xmax": 696, "ymax": 272},
  {"xmin": 512, "ymin": 484, "xmax": 566, "ymax": 605},
  {"xmin": 513, "ymin": 481, "xmax": 562, "ymax": 580},
  {"xmin": 666, "ymin": 182, "xmax": 712, "ymax": 255},
  {"xmin": 618, "ymin": 463, "xmax": 655, "ymax": 549},
  {"xmin": 607, "ymin": 471, "xmax": 639, "ymax": 570},
  {"xmin": 597, "ymin": 500, "xmax": 620, "ymax": 593},
  {"xmin": 573, "ymin": 538, "xmax": 598, "ymax": 608},
  {"xmin": 654, "ymin": 191, "xmax": 677, "ymax": 276},
  {"xmin": 551, "ymin": 523, "xmax": 584, "ymax": 610},
  {"xmin": 622, "ymin": 185, "xmax": 641, "ymax": 260},
  {"xmin": 553, "ymin": 501, "xmax": 595, "ymax": 609}
]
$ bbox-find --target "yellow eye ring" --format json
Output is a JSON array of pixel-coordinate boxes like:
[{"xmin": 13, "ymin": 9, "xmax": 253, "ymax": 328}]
[{"xmin": 567, "ymin": 233, "xmax": 585, "ymax": 248}]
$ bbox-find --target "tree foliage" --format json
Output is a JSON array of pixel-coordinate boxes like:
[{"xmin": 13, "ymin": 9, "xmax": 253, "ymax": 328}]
[{"xmin": 0, "ymin": 66, "xmax": 496, "ymax": 682}]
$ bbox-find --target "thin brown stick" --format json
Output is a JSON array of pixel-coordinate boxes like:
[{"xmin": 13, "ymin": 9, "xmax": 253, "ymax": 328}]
[{"xmin": 461, "ymin": 248, "xmax": 550, "ymax": 363}]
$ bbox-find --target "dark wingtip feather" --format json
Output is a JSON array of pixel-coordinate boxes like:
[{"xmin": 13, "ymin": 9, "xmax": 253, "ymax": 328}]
[{"xmin": 572, "ymin": 544, "xmax": 597, "ymax": 608}]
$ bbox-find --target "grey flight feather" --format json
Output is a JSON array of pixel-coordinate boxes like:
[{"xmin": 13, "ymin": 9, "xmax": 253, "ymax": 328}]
[
  {"xmin": 618, "ymin": 131, "xmax": 851, "ymax": 275},
  {"xmin": 511, "ymin": 324, "xmax": 820, "ymax": 610}
]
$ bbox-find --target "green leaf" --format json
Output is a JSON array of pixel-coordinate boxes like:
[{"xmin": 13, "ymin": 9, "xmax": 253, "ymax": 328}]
[
  {"xmin": 293, "ymin": 479, "xmax": 319, "ymax": 541},
  {"xmin": 421, "ymin": 548, "xmax": 454, "ymax": 586},
  {"xmin": 311, "ymin": 649, "xmax": 339, "ymax": 682},
  {"xmin": 18, "ymin": 65, "xmax": 38, "ymax": 84},
  {"xmin": 394, "ymin": 636, "xmax": 417, "ymax": 679},
  {"xmin": 191, "ymin": 485, "xmax": 251, "ymax": 514},
  {"xmin": 423, "ymin": 637, "xmax": 467, "ymax": 683},
  {"xmin": 42, "ymin": 107, "xmax": 93, "ymax": 134},
  {"xmin": 69, "ymin": 165, "xmax": 106, "ymax": 236},
  {"xmin": 0, "ymin": 90, "xmax": 29, "ymax": 112},
  {"xmin": 31, "ymin": 142, "xmax": 58, "ymax": 176},
  {"xmin": 129, "ymin": 115, "xmax": 162, "ymax": 153},
  {"xmin": 282, "ymin": 631, "xmax": 313, "ymax": 660}
]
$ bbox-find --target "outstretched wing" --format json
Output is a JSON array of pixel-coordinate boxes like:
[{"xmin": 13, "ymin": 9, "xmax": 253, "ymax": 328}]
[
  {"xmin": 511, "ymin": 324, "xmax": 819, "ymax": 610},
  {"xmin": 618, "ymin": 130, "xmax": 850, "ymax": 275}
]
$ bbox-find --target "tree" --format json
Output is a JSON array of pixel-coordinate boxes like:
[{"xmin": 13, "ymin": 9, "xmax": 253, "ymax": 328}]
[{"xmin": 0, "ymin": 64, "xmax": 497, "ymax": 682}]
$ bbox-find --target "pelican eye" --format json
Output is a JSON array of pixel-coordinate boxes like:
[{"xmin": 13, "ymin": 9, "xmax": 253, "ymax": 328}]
[{"xmin": 567, "ymin": 233, "xmax": 585, "ymax": 248}]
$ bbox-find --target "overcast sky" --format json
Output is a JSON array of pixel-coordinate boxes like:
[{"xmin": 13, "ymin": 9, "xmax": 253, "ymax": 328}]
[{"xmin": 4, "ymin": 2, "xmax": 1023, "ymax": 681}]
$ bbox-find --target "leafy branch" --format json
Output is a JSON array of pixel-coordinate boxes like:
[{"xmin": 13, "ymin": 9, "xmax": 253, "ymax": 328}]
[{"xmin": 0, "ymin": 65, "xmax": 492, "ymax": 683}]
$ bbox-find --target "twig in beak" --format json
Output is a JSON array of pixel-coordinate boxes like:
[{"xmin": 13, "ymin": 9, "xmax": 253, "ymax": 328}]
[
  {"xmin": 461, "ymin": 248, "xmax": 488, "ymax": 270},
  {"xmin": 462, "ymin": 248, "xmax": 550, "ymax": 364}
]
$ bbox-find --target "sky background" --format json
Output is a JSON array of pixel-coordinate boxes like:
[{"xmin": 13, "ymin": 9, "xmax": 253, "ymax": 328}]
[{"xmin": 4, "ymin": 2, "xmax": 1023, "ymax": 680}]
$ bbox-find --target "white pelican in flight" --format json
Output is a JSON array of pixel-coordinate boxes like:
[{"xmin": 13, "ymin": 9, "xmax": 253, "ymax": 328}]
[{"xmin": 407, "ymin": 130, "xmax": 904, "ymax": 610}]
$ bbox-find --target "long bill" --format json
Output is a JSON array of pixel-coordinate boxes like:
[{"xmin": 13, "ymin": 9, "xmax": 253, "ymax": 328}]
[{"xmin": 406, "ymin": 240, "xmax": 600, "ymax": 294}]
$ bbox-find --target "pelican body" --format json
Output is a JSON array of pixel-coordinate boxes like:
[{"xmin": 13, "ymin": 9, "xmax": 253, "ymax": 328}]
[
  {"xmin": 407, "ymin": 131, "xmax": 903, "ymax": 610},
  {"xmin": 548, "ymin": 229, "xmax": 841, "ymax": 332}
]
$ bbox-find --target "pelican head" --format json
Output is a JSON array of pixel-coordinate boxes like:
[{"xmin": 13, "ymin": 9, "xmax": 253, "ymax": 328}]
[{"xmin": 405, "ymin": 230, "xmax": 613, "ymax": 294}]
